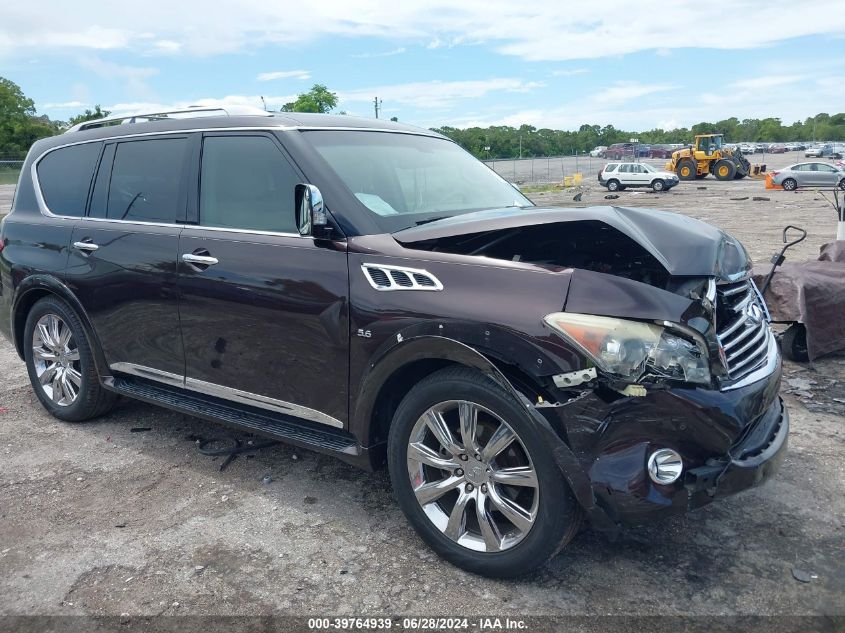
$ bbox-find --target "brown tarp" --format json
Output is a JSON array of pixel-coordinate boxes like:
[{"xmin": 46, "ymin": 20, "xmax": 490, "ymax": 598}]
[{"xmin": 752, "ymin": 241, "xmax": 845, "ymax": 361}]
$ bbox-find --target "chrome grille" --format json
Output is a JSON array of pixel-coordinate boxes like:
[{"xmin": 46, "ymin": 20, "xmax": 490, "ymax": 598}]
[{"xmin": 716, "ymin": 278, "xmax": 771, "ymax": 380}]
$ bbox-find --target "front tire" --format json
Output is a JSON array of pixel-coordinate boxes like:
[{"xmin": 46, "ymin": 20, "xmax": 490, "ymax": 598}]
[
  {"xmin": 838, "ymin": 178, "xmax": 845, "ymax": 190},
  {"xmin": 677, "ymin": 159, "xmax": 697, "ymax": 180},
  {"xmin": 651, "ymin": 179, "xmax": 665, "ymax": 192},
  {"xmin": 782, "ymin": 178, "xmax": 798, "ymax": 191},
  {"xmin": 387, "ymin": 367, "xmax": 581, "ymax": 578},
  {"xmin": 23, "ymin": 296, "xmax": 116, "ymax": 422},
  {"xmin": 714, "ymin": 159, "xmax": 736, "ymax": 181}
]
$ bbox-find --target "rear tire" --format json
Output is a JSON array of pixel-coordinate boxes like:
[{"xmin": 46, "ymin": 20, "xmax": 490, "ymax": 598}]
[
  {"xmin": 782, "ymin": 178, "xmax": 798, "ymax": 191},
  {"xmin": 387, "ymin": 367, "xmax": 581, "ymax": 578},
  {"xmin": 780, "ymin": 323, "xmax": 809, "ymax": 362},
  {"xmin": 23, "ymin": 296, "xmax": 117, "ymax": 422},
  {"xmin": 606, "ymin": 179, "xmax": 620, "ymax": 192},
  {"xmin": 678, "ymin": 159, "xmax": 697, "ymax": 180}
]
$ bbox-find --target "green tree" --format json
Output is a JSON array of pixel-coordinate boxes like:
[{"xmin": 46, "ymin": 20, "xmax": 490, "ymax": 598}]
[
  {"xmin": 280, "ymin": 84, "xmax": 338, "ymax": 113},
  {"xmin": 0, "ymin": 76, "xmax": 57, "ymax": 156},
  {"xmin": 67, "ymin": 105, "xmax": 110, "ymax": 127}
]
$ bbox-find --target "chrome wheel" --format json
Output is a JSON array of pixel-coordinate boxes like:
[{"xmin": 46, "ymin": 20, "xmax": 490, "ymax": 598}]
[
  {"xmin": 31, "ymin": 314, "xmax": 81, "ymax": 407},
  {"xmin": 406, "ymin": 400, "xmax": 539, "ymax": 553}
]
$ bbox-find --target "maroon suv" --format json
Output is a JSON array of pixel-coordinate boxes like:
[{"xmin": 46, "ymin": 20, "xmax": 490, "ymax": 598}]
[{"xmin": 0, "ymin": 109, "xmax": 788, "ymax": 578}]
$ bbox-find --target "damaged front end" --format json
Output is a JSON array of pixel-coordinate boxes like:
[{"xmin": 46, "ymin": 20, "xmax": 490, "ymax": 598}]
[{"xmin": 393, "ymin": 205, "xmax": 788, "ymax": 529}]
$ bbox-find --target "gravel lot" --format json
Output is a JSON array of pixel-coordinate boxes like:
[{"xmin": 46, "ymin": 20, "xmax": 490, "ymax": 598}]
[{"xmin": 0, "ymin": 155, "xmax": 844, "ymax": 623}]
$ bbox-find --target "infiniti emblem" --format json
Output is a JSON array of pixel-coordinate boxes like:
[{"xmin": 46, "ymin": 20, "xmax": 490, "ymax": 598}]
[{"xmin": 745, "ymin": 302, "xmax": 764, "ymax": 324}]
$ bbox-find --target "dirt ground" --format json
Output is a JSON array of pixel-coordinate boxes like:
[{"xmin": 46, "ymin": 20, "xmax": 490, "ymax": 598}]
[{"xmin": 0, "ymin": 157, "xmax": 844, "ymax": 622}]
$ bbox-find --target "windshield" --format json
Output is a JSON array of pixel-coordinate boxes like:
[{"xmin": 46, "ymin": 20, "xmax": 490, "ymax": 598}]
[
  {"xmin": 305, "ymin": 130, "xmax": 532, "ymax": 232},
  {"xmin": 641, "ymin": 163, "xmax": 656, "ymax": 172}
]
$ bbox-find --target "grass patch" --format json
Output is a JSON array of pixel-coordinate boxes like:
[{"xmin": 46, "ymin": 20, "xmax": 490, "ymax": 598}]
[
  {"xmin": 0, "ymin": 169, "xmax": 21, "ymax": 185},
  {"xmin": 521, "ymin": 183, "xmax": 564, "ymax": 194}
]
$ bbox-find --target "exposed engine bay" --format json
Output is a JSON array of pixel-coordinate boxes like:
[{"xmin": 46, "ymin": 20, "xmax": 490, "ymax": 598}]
[{"xmin": 403, "ymin": 220, "xmax": 710, "ymax": 297}]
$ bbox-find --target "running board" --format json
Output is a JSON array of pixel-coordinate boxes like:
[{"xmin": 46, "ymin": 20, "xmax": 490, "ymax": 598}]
[{"xmin": 106, "ymin": 375, "xmax": 362, "ymax": 460}]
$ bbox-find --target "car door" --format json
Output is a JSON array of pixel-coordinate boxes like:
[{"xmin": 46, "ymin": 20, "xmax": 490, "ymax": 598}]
[
  {"xmin": 65, "ymin": 135, "xmax": 189, "ymax": 380},
  {"xmin": 814, "ymin": 163, "xmax": 840, "ymax": 186},
  {"xmin": 176, "ymin": 132, "xmax": 349, "ymax": 429}
]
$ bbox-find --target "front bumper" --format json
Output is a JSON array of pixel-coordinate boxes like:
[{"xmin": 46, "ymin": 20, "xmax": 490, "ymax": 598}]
[
  {"xmin": 685, "ymin": 396, "xmax": 788, "ymax": 506},
  {"xmin": 538, "ymin": 353, "xmax": 787, "ymax": 529}
]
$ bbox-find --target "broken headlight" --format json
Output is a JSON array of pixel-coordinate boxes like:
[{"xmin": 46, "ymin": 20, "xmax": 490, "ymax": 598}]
[{"xmin": 543, "ymin": 313, "xmax": 711, "ymax": 385}]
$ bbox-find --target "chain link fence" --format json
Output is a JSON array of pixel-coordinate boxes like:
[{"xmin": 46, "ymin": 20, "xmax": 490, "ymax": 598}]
[
  {"xmin": 0, "ymin": 158, "xmax": 24, "ymax": 186},
  {"xmin": 483, "ymin": 154, "xmax": 669, "ymax": 186}
]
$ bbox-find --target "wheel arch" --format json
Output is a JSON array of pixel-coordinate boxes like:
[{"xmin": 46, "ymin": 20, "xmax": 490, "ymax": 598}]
[
  {"xmin": 352, "ymin": 335, "xmax": 556, "ymax": 453},
  {"xmin": 12, "ymin": 275, "xmax": 108, "ymax": 376}
]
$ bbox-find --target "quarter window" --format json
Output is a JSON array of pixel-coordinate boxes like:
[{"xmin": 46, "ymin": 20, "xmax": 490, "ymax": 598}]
[
  {"xmin": 199, "ymin": 135, "xmax": 299, "ymax": 233},
  {"xmin": 106, "ymin": 138, "xmax": 188, "ymax": 223},
  {"xmin": 36, "ymin": 142, "xmax": 102, "ymax": 217}
]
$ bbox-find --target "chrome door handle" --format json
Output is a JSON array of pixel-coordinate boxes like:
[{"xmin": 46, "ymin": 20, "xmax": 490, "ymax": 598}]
[
  {"xmin": 73, "ymin": 241, "xmax": 99, "ymax": 252},
  {"xmin": 182, "ymin": 253, "xmax": 219, "ymax": 266}
]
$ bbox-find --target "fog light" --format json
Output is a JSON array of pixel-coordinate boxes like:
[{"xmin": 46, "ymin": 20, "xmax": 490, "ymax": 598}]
[{"xmin": 647, "ymin": 448, "xmax": 683, "ymax": 484}]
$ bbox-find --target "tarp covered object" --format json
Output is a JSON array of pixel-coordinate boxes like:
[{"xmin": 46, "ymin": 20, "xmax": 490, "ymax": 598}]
[{"xmin": 752, "ymin": 241, "xmax": 845, "ymax": 361}]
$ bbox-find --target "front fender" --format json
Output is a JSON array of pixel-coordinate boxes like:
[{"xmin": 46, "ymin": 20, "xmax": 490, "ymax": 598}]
[{"xmin": 350, "ymin": 333, "xmax": 615, "ymax": 531}]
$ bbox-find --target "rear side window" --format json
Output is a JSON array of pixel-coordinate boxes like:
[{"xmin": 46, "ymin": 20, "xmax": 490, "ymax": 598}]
[
  {"xmin": 199, "ymin": 135, "xmax": 299, "ymax": 233},
  {"xmin": 106, "ymin": 138, "xmax": 188, "ymax": 223},
  {"xmin": 36, "ymin": 142, "xmax": 102, "ymax": 217}
]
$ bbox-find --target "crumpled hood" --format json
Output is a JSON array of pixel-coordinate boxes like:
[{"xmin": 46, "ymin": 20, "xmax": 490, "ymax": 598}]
[{"xmin": 393, "ymin": 206, "xmax": 750, "ymax": 279}]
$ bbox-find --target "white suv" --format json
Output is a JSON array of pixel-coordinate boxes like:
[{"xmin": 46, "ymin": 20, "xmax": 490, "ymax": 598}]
[{"xmin": 599, "ymin": 162, "xmax": 679, "ymax": 192}]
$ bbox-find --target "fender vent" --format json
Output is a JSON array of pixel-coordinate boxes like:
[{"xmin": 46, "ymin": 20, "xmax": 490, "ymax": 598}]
[{"xmin": 362, "ymin": 264, "xmax": 443, "ymax": 292}]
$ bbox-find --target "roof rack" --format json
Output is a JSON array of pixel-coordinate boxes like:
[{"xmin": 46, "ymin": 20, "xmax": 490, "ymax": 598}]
[{"xmin": 65, "ymin": 105, "xmax": 274, "ymax": 134}]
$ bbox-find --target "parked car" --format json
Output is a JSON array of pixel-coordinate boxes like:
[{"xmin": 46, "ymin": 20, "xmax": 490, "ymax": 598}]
[
  {"xmin": 770, "ymin": 162, "xmax": 845, "ymax": 190},
  {"xmin": 599, "ymin": 162, "xmax": 679, "ymax": 191},
  {"xmin": 739, "ymin": 144, "xmax": 757, "ymax": 154},
  {"xmin": 805, "ymin": 144, "xmax": 841, "ymax": 158},
  {"xmin": 648, "ymin": 145, "xmax": 674, "ymax": 159},
  {"xmin": 603, "ymin": 143, "xmax": 635, "ymax": 159},
  {"xmin": 768, "ymin": 145, "xmax": 787, "ymax": 154},
  {"xmin": 0, "ymin": 107, "xmax": 788, "ymax": 578},
  {"xmin": 589, "ymin": 145, "xmax": 607, "ymax": 157}
]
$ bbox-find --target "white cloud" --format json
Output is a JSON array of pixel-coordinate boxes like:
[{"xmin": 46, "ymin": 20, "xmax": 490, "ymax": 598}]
[
  {"xmin": 77, "ymin": 56, "xmax": 158, "ymax": 99},
  {"xmin": 551, "ymin": 68, "xmax": 589, "ymax": 77},
  {"xmin": 350, "ymin": 47, "xmax": 406, "ymax": 58},
  {"xmin": 3, "ymin": 1, "xmax": 844, "ymax": 60},
  {"xmin": 592, "ymin": 81, "xmax": 675, "ymax": 106},
  {"xmin": 256, "ymin": 70, "xmax": 312, "ymax": 81},
  {"xmin": 729, "ymin": 75, "xmax": 802, "ymax": 90},
  {"xmin": 42, "ymin": 100, "xmax": 89, "ymax": 110},
  {"xmin": 338, "ymin": 78, "xmax": 544, "ymax": 109}
]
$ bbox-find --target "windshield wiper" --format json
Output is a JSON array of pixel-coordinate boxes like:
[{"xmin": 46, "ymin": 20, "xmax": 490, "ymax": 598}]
[{"xmin": 415, "ymin": 216, "xmax": 449, "ymax": 226}]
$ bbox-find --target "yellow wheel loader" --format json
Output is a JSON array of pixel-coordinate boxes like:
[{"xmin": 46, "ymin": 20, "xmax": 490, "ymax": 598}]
[{"xmin": 665, "ymin": 134, "xmax": 751, "ymax": 181}]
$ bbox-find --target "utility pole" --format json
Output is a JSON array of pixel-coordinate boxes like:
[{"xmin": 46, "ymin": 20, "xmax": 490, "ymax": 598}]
[
  {"xmin": 260, "ymin": 96, "xmax": 267, "ymax": 111},
  {"xmin": 519, "ymin": 135, "xmax": 522, "ymax": 159},
  {"xmin": 373, "ymin": 97, "xmax": 382, "ymax": 119}
]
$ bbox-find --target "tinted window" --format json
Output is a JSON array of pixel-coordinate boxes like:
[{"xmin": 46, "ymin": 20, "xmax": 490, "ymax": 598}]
[
  {"xmin": 107, "ymin": 138, "xmax": 187, "ymax": 222},
  {"xmin": 200, "ymin": 135, "xmax": 299, "ymax": 233},
  {"xmin": 605, "ymin": 164, "xmax": 618, "ymax": 172},
  {"xmin": 36, "ymin": 142, "xmax": 102, "ymax": 217}
]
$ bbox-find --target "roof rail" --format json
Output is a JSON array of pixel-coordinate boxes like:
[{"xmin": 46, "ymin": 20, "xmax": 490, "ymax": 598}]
[{"xmin": 65, "ymin": 105, "xmax": 273, "ymax": 133}]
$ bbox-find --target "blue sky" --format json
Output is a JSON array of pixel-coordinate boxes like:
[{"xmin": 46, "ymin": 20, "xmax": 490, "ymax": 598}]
[{"xmin": 2, "ymin": 1, "xmax": 844, "ymax": 131}]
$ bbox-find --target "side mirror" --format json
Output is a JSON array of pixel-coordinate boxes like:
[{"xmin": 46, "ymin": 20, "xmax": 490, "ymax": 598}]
[{"xmin": 295, "ymin": 184, "xmax": 329, "ymax": 238}]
